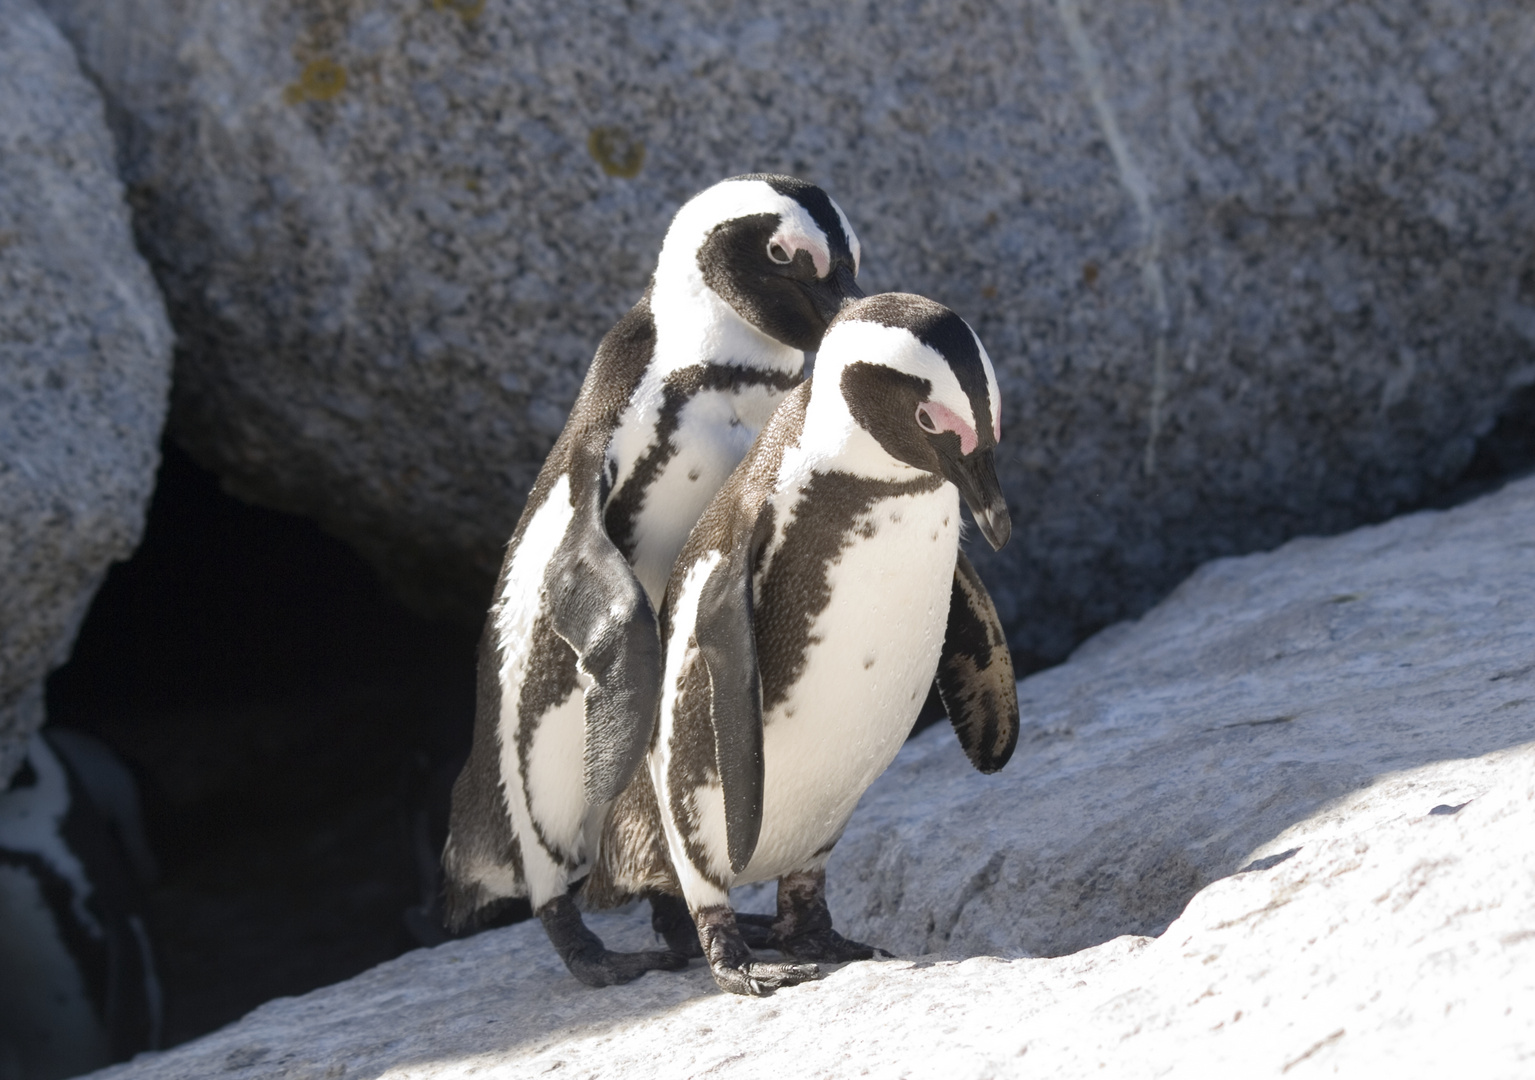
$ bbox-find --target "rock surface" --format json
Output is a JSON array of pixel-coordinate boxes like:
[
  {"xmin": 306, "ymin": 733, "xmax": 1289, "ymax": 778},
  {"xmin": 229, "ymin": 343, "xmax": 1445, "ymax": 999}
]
[
  {"xmin": 827, "ymin": 473, "xmax": 1535, "ymax": 959},
  {"xmin": 0, "ymin": 0, "xmax": 173, "ymax": 783},
  {"xmin": 37, "ymin": 0, "xmax": 1535, "ymax": 647},
  {"xmin": 84, "ymin": 477, "xmax": 1535, "ymax": 1078}
]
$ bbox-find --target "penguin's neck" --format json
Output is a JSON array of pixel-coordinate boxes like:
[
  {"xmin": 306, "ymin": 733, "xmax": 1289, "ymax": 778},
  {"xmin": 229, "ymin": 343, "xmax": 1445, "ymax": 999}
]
[
  {"xmin": 649, "ymin": 270, "xmax": 803, "ymax": 378},
  {"xmin": 781, "ymin": 372, "xmax": 930, "ymax": 486}
]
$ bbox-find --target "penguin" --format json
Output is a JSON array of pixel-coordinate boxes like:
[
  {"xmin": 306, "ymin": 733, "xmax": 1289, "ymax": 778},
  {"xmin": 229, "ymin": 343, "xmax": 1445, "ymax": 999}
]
[
  {"xmin": 442, "ymin": 175, "xmax": 863, "ymax": 987},
  {"xmin": 0, "ymin": 730, "xmax": 163, "ymax": 1078},
  {"xmin": 635, "ymin": 292, "xmax": 1019, "ymax": 995}
]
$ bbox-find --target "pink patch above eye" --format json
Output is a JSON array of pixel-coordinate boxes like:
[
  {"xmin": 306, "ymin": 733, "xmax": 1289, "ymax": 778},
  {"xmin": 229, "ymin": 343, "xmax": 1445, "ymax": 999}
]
[
  {"xmin": 917, "ymin": 400, "xmax": 978, "ymax": 455},
  {"xmin": 771, "ymin": 227, "xmax": 830, "ymax": 277}
]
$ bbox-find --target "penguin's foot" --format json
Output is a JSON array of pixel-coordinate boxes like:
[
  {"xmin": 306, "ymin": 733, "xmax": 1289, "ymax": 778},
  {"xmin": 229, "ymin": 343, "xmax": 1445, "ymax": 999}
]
[
  {"xmin": 695, "ymin": 905, "xmax": 819, "ymax": 996},
  {"xmin": 732, "ymin": 911, "xmax": 779, "ymax": 950},
  {"xmin": 540, "ymin": 894, "xmax": 689, "ymax": 988},
  {"xmin": 769, "ymin": 869, "xmax": 894, "ymax": 963},
  {"xmin": 648, "ymin": 892, "xmax": 703, "ymax": 958},
  {"xmin": 774, "ymin": 925, "xmax": 890, "ymax": 962},
  {"xmin": 655, "ymin": 892, "xmax": 781, "ymax": 953},
  {"xmin": 731, "ymin": 908, "xmax": 879, "ymax": 960}
]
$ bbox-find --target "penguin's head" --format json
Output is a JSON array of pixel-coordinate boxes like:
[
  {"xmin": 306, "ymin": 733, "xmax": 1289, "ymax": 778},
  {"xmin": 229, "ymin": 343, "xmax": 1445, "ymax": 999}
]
[
  {"xmin": 655, "ymin": 174, "xmax": 863, "ymax": 351},
  {"xmin": 819, "ymin": 293, "xmax": 1011, "ymax": 550}
]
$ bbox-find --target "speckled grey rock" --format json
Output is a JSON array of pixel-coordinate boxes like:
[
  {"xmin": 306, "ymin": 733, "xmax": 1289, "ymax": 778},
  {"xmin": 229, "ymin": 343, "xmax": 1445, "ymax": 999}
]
[
  {"xmin": 36, "ymin": 0, "xmax": 1535, "ymax": 648},
  {"xmin": 0, "ymin": 0, "xmax": 173, "ymax": 783},
  {"xmin": 79, "ymin": 479, "xmax": 1535, "ymax": 1079}
]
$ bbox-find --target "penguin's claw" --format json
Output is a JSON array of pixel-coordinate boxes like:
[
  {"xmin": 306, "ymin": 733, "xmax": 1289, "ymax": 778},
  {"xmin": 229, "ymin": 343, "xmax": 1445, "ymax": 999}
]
[
  {"xmin": 747, "ymin": 960, "xmax": 822, "ymax": 992},
  {"xmin": 711, "ymin": 959, "xmax": 821, "ymax": 997},
  {"xmin": 694, "ymin": 904, "xmax": 821, "ymax": 995}
]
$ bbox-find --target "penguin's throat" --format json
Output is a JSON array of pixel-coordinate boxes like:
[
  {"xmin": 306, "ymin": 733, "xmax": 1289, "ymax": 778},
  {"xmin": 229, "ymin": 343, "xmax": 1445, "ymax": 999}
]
[{"xmin": 651, "ymin": 278, "xmax": 803, "ymax": 379}]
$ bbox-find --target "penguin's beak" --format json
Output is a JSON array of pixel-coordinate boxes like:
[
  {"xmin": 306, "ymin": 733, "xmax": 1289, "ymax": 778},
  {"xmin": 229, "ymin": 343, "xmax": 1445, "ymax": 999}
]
[
  {"xmin": 944, "ymin": 447, "xmax": 1012, "ymax": 551},
  {"xmin": 807, "ymin": 262, "xmax": 864, "ymax": 325}
]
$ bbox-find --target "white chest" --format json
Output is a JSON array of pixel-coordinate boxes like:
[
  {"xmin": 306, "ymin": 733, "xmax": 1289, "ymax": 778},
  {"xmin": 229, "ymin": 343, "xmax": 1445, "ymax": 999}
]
[
  {"xmin": 616, "ymin": 383, "xmax": 789, "ymax": 607},
  {"xmin": 742, "ymin": 483, "xmax": 961, "ymax": 881}
]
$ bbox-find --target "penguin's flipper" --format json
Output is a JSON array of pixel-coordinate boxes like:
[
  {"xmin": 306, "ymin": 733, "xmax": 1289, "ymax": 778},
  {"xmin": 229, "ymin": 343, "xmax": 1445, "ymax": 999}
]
[
  {"xmin": 694, "ymin": 508, "xmax": 775, "ymax": 876},
  {"xmin": 935, "ymin": 551, "xmax": 1020, "ymax": 773},
  {"xmin": 547, "ymin": 482, "xmax": 663, "ymax": 807}
]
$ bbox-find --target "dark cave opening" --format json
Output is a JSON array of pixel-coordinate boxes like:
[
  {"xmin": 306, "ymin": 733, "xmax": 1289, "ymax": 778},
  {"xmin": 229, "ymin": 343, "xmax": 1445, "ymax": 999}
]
[
  {"xmin": 43, "ymin": 442, "xmax": 482, "ymax": 1047},
  {"xmin": 1427, "ymin": 383, "xmax": 1535, "ymax": 509}
]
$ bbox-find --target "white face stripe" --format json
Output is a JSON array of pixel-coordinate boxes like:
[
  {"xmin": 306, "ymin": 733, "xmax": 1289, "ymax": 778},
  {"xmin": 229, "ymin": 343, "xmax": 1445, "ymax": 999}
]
[
  {"xmin": 829, "ymin": 197, "xmax": 861, "ymax": 275},
  {"xmin": 655, "ymin": 180, "xmax": 834, "ymax": 290},
  {"xmin": 814, "ymin": 319, "xmax": 985, "ymax": 437},
  {"xmin": 971, "ymin": 326, "xmax": 1002, "ymax": 443}
]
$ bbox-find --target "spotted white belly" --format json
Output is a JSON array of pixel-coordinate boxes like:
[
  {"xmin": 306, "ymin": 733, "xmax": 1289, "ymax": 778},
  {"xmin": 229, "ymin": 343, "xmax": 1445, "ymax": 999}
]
[
  {"xmin": 741, "ymin": 483, "xmax": 961, "ymax": 883},
  {"xmin": 625, "ymin": 389, "xmax": 762, "ymax": 607}
]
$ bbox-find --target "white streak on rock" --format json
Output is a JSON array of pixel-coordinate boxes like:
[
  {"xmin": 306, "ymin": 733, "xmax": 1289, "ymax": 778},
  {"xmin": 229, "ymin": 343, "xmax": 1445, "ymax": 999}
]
[{"xmin": 1056, "ymin": 0, "xmax": 1172, "ymax": 476}]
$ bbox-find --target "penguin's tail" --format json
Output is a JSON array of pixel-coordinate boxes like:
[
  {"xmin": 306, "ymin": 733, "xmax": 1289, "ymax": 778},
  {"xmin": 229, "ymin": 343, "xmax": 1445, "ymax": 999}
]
[
  {"xmin": 441, "ymin": 874, "xmax": 481, "ymax": 934},
  {"xmin": 580, "ymin": 769, "xmax": 682, "ymax": 911},
  {"xmin": 439, "ymin": 833, "xmax": 531, "ymax": 933}
]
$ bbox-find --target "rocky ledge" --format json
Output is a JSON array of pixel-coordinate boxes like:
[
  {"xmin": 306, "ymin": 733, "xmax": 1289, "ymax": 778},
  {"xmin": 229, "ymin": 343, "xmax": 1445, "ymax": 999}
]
[{"xmin": 88, "ymin": 476, "xmax": 1535, "ymax": 1079}]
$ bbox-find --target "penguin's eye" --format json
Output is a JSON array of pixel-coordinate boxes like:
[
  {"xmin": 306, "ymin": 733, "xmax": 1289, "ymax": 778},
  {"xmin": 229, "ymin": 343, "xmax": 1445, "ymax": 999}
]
[
  {"xmin": 767, "ymin": 241, "xmax": 792, "ymax": 265},
  {"xmin": 916, "ymin": 404, "xmax": 940, "ymax": 434}
]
